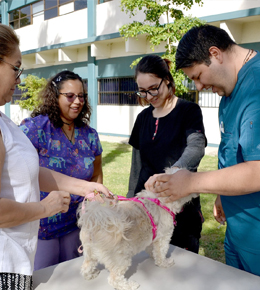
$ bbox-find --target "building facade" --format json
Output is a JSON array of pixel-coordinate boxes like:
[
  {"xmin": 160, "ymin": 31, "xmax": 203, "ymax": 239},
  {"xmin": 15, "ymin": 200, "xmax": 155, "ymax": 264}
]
[{"xmin": 1, "ymin": 0, "xmax": 260, "ymax": 146}]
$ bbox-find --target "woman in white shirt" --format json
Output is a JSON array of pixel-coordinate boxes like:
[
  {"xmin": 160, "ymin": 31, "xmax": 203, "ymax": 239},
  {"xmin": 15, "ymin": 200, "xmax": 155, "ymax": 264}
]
[{"xmin": 0, "ymin": 24, "xmax": 110, "ymax": 290}]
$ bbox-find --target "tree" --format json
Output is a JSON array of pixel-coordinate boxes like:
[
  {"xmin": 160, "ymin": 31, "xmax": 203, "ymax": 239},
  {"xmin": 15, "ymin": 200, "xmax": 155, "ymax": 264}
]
[
  {"xmin": 16, "ymin": 75, "xmax": 47, "ymax": 111},
  {"xmin": 120, "ymin": 0, "xmax": 205, "ymax": 96}
]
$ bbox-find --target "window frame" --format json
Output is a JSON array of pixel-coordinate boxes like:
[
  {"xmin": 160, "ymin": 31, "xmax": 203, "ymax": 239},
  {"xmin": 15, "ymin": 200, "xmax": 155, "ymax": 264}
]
[
  {"xmin": 11, "ymin": 86, "xmax": 27, "ymax": 105},
  {"xmin": 98, "ymin": 77, "xmax": 138, "ymax": 106},
  {"xmin": 98, "ymin": 0, "xmax": 113, "ymax": 4},
  {"xmin": 182, "ymin": 78, "xmax": 220, "ymax": 108},
  {"xmin": 9, "ymin": 0, "xmax": 88, "ymax": 29}
]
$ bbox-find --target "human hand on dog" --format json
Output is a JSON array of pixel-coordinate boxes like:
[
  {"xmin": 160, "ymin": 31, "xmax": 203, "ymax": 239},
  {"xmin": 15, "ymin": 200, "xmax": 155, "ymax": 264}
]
[
  {"xmin": 83, "ymin": 182, "xmax": 113, "ymax": 197},
  {"xmin": 213, "ymin": 195, "xmax": 226, "ymax": 225},
  {"xmin": 145, "ymin": 169, "xmax": 193, "ymax": 202}
]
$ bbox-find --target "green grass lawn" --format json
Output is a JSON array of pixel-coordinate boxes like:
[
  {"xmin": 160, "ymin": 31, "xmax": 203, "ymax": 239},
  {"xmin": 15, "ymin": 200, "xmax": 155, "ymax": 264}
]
[
  {"xmin": 197, "ymin": 156, "xmax": 226, "ymax": 263},
  {"xmin": 101, "ymin": 141, "xmax": 225, "ymax": 264}
]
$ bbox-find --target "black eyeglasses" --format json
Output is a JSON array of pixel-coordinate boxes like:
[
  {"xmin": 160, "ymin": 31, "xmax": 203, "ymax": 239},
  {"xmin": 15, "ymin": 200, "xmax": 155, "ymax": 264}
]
[
  {"xmin": 0, "ymin": 59, "xmax": 24, "ymax": 80},
  {"xmin": 60, "ymin": 92, "xmax": 86, "ymax": 103},
  {"xmin": 136, "ymin": 79, "xmax": 164, "ymax": 98}
]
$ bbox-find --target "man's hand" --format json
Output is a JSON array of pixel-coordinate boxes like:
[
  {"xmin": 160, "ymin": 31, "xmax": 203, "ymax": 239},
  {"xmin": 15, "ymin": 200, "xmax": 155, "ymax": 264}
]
[
  {"xmin": 145, "ymin": 169, "xmax": 193, "ymax": 202},
  {"xmin": 144, "ymin": 173, "xmax": 165, "ymax": 192},
  {"xmin": 213, "ymin": 195, "xmax": 226, "ymax": 225}
]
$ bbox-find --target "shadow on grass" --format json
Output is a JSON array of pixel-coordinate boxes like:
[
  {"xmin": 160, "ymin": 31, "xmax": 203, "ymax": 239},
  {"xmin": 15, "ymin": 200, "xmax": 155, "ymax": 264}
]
[{"xmin": 101, "ymin": 141, "xmax": 132, "ymax": 167}]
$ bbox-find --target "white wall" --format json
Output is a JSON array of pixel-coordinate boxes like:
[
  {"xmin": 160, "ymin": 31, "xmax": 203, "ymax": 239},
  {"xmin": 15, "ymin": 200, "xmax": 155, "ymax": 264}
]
[
  {"xmin": 201, "ymin": 108, "xmax": 220, "ymax": 146},
  {"xmin": 3, "ymin": 105, "xmax": 220, "ymax": 146},
  {"xmin": 11, "ymin": 106, "xmax": 31, "ymax": 125},
  {"xmin": 0, "ymin": 107, "xmax": 5, "ymax": 115},
  {"xmin": 97, "ymin": 0, "xmax": 260, "ymax": 37},
  {"xmin": 0, "ymin": 105, "xmax": 30, "ymax": 125},
  {"xmin": 183, "ymin": 0, "xmax": 260, "ymax": 18},
  {"xmin": 94, "ymin": 0, "xmax": 260, "ymax": 60},
  {"xmin": 96, "ymin": 0, "xmax": 145, "ymax": 36},
  {"xmin": 16, "ymin": 8, "xmax": 88, "ymax": 52},
  {"xmin": 14, "ymin": 0, "xmax": 260, "ymax": 54},
  {"xmin": 97, "ymin": 105, "xmax": 220, "ymax": 146},
  {"xmin": 97, "ymin": 105, "xmax": 144, "ymax": 136}
]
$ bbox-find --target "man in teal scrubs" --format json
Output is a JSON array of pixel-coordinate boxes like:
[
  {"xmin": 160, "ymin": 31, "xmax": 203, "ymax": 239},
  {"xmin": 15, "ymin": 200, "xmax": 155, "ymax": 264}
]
[{"xmin": 145, "ymin": 24, "xmax": 260, "ymax": 276}]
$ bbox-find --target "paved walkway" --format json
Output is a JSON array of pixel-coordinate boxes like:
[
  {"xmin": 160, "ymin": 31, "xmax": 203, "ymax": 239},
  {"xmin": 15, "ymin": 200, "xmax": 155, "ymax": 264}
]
[{"xmin": 99, "ymin": 134, "xmax": 218, "ymax": 156}]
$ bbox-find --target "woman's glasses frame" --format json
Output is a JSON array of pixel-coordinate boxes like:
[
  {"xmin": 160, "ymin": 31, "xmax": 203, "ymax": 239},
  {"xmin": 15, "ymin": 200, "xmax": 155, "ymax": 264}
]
[
  {"xmin": 0, "ymin": 58, "xmax": 24, "ymax": 80},
  {"xmin": 136, "ymin": 79, "xmax": 164, "ymax": 98},
  {"xmin": 59, "ymin": 92, "xmax": 86, "ymax": 103}
]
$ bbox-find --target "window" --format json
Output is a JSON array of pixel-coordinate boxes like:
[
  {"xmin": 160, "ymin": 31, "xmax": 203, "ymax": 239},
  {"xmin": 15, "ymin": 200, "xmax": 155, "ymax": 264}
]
[
  {"xmin": 83, "ymin": 79, "xmax": 88, "ymax": 93},
  {"xmin": 98, "ymin": 77, "xmax": 138, "ymax": 105},
  {"xmin": 44, "ymin": 5, "xmax": 58, "ymax": 21},
  {"xmin": 98, "ymin": 0, "xmax": 113, "ymax": 3},
  {"xmin": 179, "ymin": 78, "xmax": 198, "ymax": 103},
  {"xmin": 44, "ymin": 0, "xmax": 87, "ymax": 20},
  {"xmin": 9, "ymin": 0, "xmax": 87, "ymax": 29},
  {"xmin": 181, "ymin": 78, "xmax": 220, "ymax": 108},
  {"xmin": 180, "ymin": 91, "xmax": 198, "ymax": 103},
  {"xmin": 75, "ymin": 0, "xmax": 88, "ymax": 11},
  {"xmin": 11, "ymin": 86, "xmax": 27, "ymax": 104},
  {"xmin": 10, "ymin": 7, "xmax": 31, "ymax": 29},
  {"xmin": 33, "ymin": 1, "xmax": 44, "ymax": 15}
]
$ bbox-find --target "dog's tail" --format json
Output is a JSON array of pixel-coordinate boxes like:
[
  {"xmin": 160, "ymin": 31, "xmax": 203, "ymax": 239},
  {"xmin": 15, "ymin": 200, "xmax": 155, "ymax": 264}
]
[{"xmin": 77, "ymin": 201, "xmax": 133, "ymax": 247}]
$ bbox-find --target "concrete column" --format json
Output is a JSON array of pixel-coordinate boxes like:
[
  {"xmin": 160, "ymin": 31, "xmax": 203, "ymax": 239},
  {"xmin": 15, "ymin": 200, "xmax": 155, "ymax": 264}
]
[
  {"xmin": 88, "ymin": 0, "xmax": 97, "ymax": 38},
  {"xmin": 87, "ymin": 0, "xmax": 98, "ymax": 129},
  {"xmin": 87, "ymin": 47, "xmax": 98, "ymax": 129}
]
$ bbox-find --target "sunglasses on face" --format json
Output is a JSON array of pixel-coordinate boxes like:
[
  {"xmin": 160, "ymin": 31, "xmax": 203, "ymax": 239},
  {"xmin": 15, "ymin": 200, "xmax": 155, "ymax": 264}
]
[
  {"xmin": 59, "ymin": 92, "xmax": 86, "ymax": 103},
  {"xmin": 0, "ymin": 58, "xmax": 24, "ymax": 80},
  {"xmin": 136, "ymin": 79, "xmax": 164, "ymax": 98}
]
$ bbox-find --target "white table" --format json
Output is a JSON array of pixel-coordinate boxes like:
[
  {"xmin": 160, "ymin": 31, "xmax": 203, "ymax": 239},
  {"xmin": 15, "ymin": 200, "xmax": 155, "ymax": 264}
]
[{"xmin": 33, "ymin": 245, "xmax": 260, "ymax": 290}]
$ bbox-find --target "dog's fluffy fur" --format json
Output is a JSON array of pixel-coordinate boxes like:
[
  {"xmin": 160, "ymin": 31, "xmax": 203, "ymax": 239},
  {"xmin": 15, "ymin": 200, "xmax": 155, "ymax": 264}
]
[{"xmin": 77, "ymin": 168, "xmax": 198, "ymax": 290}]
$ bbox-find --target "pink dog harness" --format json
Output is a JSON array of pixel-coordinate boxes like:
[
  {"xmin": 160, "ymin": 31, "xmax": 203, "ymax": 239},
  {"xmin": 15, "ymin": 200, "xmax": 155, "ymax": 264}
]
[
  {"xmin": 117, "ymin": 196, "xmax": 177, "ymax": 240},
  {"xmin": 81, "ymin": 191, "xmax": 176, "ymax": 240}
]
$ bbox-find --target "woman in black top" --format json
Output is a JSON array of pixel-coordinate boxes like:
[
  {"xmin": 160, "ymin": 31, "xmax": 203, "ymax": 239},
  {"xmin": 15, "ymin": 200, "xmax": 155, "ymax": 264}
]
[{"xmin": 127, "ymin": 54, "xmax": 207, "ymax": 253}]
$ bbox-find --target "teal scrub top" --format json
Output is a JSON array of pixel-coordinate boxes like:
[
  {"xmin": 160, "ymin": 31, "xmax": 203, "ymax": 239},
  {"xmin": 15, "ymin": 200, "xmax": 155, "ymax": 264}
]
[{"xmin": 219, "ymin": 51, "xmax": 260, "ymax": 253}]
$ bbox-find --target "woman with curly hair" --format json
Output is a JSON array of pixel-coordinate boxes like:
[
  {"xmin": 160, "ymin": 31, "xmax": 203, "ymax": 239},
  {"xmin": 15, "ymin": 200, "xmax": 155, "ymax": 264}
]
[{"xmin": 20, "ymin": 70, "xmax": 103, "ymax": 270}]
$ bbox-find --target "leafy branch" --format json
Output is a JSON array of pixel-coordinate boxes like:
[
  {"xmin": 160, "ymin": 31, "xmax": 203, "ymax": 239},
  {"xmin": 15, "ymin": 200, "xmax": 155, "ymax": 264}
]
[
  {"xmin": 16, "ymin": 75, "xmax": 47, "ymax": 111},
  {"xmin": 120, "ymin": 0, "xmax": 205, "ymax": 96}
]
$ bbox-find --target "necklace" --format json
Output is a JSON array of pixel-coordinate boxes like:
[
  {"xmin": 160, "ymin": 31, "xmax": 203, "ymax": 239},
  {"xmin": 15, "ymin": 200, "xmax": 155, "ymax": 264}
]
[
  {"xmin": 152, "ymin": 98, "xmax": 177, "ymax": 140},
  {"xmin": 243, "ymin": 49, "xmax": 254, "ymax": 66},
  {"xmin": 62, "ymin": 125, "xmax": 75, "ymax": 144},
  {"xmin": 62, "ymin": 120, "xmax": 74, "ymax": 131},
  {"xmin": 152, "ymin": 118, "xmax": 159, "ymax": 140}
]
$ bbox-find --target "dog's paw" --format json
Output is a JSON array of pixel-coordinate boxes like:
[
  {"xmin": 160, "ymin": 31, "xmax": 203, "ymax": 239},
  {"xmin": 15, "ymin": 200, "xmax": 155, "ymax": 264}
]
[
  {"xmin": 81, "ymin": 268, "xmax": 100, "ymax": 280},
  {"xmin": 155, "ymin": 256, "xmax": 175, "ymax": 268},
  {"xmin": 128, "ymin": 280, "xmax": 140, "ymax": 290},
  {"xmin": 108, "ymin": 277, "xmax": 139, "ymax": 290}
]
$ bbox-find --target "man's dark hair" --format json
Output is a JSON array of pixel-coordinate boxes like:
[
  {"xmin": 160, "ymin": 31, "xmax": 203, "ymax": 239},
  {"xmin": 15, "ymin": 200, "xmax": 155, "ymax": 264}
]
[{"xmin": 175, "ymin": 25, "xmax": 236, "ymax": 70}]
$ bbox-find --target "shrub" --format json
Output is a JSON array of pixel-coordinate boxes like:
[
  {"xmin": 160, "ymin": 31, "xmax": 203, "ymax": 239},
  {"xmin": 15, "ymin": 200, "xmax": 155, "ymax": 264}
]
[{"xmin": 16, "ymin": 74, "xmax": 47, "ymax": 111}]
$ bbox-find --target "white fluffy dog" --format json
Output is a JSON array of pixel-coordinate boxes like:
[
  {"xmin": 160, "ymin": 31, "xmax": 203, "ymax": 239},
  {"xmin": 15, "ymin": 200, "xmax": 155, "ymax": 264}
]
[{"xmin": 77, "ymin": 168, "xmax": 198, "ymax": 290}]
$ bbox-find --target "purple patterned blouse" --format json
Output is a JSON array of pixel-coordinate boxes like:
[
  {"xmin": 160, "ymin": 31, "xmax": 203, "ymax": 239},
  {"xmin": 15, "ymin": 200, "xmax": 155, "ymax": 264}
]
[{"xmin": 20, "ymin": 115, "xmax": 102, "ymax": 239}]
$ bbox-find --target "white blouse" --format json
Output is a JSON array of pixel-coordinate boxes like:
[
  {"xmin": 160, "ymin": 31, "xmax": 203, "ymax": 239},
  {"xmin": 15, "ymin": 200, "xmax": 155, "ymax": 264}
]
[{"xmin": 0, "ymin": 113, "xmax": 40, "ymax": 276}]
